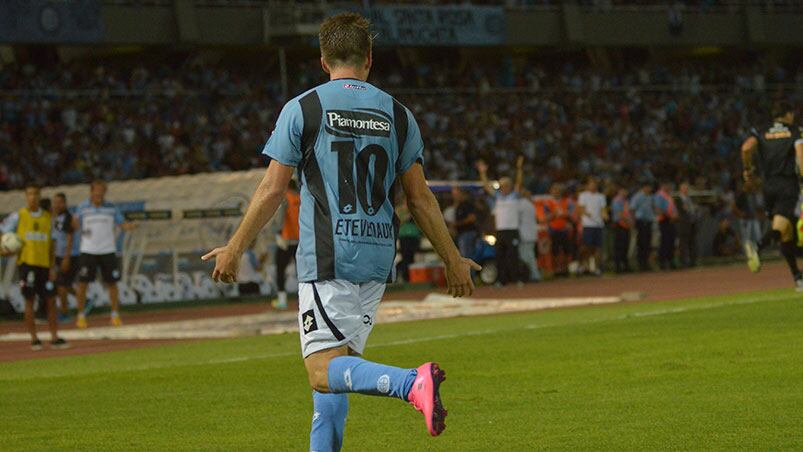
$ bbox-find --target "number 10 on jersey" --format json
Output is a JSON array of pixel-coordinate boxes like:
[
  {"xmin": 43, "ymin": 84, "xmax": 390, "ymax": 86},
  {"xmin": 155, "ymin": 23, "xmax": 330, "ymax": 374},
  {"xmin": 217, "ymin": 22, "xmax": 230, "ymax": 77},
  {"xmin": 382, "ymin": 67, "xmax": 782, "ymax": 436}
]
[{"xmin": 331, "ymin": 142, "xmax": 389, "ymax": 217}]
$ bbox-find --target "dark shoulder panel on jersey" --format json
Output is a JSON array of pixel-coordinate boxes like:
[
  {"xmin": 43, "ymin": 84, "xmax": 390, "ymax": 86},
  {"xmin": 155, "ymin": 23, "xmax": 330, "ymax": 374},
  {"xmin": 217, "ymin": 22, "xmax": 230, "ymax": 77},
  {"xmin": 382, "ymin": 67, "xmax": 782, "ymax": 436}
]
[
  {"xmin": 392, "ymin": 99, "xmax": 409, "ymax": 168},
  {"xmin": 298, "ymin": 90, "xmax": 335, "ymax": 280}
]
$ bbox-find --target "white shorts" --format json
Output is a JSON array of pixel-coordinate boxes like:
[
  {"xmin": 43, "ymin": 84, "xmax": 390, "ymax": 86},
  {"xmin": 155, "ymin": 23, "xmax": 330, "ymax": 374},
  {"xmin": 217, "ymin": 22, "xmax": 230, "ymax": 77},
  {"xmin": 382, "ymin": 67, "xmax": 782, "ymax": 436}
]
[{"xmin": 298, "ymin": 280, "xmax": 386, "ymax": 358}]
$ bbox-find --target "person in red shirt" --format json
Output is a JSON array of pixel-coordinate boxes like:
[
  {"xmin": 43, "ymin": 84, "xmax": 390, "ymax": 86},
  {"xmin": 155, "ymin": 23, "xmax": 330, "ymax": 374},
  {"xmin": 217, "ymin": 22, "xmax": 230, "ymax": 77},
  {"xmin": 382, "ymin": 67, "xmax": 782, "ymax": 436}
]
[{"xmin": 544, "ymin": 183, "xmax": 574, "ymax": 276}]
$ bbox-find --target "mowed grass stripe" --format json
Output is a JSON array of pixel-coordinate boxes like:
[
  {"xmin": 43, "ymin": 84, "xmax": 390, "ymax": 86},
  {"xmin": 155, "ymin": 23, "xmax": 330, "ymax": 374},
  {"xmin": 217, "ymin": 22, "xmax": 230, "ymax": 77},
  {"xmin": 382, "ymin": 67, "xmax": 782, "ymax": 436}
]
[
  {"xmin": 0, "ymin": 291, "xmax": 796, "ymax": 381},
  {"xmin": 0, "ymin": 289, "xmax": 801, "ymax": 450}
]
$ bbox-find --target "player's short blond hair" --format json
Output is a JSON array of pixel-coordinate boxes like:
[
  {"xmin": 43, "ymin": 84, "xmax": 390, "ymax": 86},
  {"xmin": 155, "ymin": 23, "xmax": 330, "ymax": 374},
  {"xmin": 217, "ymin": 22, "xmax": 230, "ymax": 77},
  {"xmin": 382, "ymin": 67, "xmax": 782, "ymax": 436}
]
[{"xmin": 319, "ymin": 12, "xmax": 372, "ymax": 68}]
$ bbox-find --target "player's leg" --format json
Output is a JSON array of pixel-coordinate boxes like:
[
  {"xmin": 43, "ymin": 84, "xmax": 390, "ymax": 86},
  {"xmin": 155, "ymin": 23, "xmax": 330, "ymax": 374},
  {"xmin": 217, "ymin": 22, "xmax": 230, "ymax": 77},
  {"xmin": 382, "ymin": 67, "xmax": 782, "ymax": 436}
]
[
  {"xmin": 18, "ymin": 265, "xmax": 41, "ymax": 349},
  {"xmin": 273, "ymin": 246, "xmax": 290, "ymax": 309},
  {"xmin": 772, "ymin": 214, "xmax": 801, "ymax": 286},
  {"xmin": 75, "ymin": 253, "xmax": 94, "ymax": 328},
  {"xmin": 300, "ymin": 281, "xmax": 446, "ymax": 438},
  {"xmin": 100, "ymin": 253, "xmax": 123, "ymax": 325},
  {"xmin": 107, "ymin": 283, "xmax": 122, "ymax": 325},
  {"xmin": 38, "ymin": 268, "xmax": 60, "ymax": 342}
]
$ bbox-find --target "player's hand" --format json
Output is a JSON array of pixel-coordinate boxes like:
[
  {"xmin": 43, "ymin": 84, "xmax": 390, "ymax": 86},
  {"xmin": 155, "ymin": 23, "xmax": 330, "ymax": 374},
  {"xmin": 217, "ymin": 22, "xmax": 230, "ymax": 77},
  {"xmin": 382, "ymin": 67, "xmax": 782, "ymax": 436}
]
[
  {"xmin": 60, "ymin": 256, "xmax": 70, "ymax": 273},
  {"xmin": 0, "ymin": 246, "xmax": 14, "ymax": 257},
  {"xmin": 201, "ymin": 246, "xmax": 241, "ymax": 284},
  {"xmin": 445, "ymin": 256, "xmax": 482, "ymax": 298}
]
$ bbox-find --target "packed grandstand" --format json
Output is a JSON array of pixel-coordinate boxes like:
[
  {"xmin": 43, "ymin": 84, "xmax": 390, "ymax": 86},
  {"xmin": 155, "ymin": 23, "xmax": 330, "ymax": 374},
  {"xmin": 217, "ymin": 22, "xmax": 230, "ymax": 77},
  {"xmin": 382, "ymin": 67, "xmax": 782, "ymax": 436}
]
[{"xmin": 2, "ymin": 54, "xmax": 801, "ymax": 194}]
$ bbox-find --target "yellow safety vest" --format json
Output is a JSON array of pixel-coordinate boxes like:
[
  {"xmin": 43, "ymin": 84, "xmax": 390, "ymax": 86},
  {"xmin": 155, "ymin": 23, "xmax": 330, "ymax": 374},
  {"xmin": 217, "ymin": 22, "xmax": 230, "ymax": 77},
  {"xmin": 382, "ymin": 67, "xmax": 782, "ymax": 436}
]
[{"xmin": 16, "ymin": 208, "xmax": 52, "ymax": 268}]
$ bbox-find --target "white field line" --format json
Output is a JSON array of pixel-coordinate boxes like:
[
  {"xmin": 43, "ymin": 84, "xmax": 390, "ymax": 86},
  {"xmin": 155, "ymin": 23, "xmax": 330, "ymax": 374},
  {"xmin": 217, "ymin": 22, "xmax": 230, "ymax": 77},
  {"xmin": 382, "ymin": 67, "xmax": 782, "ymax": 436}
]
[{"xmin": 0, "ymin": 294, "xmax": 787, "ymax": 381}]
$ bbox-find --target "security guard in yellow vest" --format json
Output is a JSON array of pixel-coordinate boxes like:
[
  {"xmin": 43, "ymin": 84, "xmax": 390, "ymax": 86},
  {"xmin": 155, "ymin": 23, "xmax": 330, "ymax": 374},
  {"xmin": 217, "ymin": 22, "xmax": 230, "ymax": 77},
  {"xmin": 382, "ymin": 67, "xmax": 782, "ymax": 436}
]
[{"xmin": 1, "ymin": 185, "xmax": 69, "ymax": 351}]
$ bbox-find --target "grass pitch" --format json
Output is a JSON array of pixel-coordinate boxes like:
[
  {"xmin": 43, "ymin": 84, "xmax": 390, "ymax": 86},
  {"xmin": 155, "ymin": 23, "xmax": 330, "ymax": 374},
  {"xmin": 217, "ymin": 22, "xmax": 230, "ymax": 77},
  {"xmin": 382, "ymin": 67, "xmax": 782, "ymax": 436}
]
[{"xmin": 1, "ymin": 289, "xmax": 802, "ymax": 451}]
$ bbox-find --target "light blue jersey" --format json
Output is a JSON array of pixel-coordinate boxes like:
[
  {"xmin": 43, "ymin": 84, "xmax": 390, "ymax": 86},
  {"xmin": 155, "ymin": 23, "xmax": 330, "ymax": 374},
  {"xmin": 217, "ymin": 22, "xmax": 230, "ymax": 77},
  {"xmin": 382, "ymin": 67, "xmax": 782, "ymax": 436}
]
[
  {"xmin": 75, "ymin": 199, "xmax": 125, "ymax": 255},
  {"xmin": 263, "ymin": 79, "xmax": 424, "ymax": 283}
]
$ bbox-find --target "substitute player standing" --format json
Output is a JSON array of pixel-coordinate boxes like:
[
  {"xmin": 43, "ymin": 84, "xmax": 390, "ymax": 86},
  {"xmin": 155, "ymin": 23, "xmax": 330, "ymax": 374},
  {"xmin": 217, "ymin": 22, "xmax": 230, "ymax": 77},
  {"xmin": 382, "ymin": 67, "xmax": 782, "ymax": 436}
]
[
  {"xmin": 0, "ymin": 185, "xmax": 69, "ymax": 350},
  {"xmin": 53, "ymin": 192, "xmax": 79, "ymax": 321},
  {"xmin": 73, "ymin": 181, "xmax": 136, "ymax": 327},
  {"xmin": 741, "ymin": 101, "xmax": 803, "ymax": 291},
  {"xmin": 202, "ymin": 13, "xmax": 479, "ymax": 451}
]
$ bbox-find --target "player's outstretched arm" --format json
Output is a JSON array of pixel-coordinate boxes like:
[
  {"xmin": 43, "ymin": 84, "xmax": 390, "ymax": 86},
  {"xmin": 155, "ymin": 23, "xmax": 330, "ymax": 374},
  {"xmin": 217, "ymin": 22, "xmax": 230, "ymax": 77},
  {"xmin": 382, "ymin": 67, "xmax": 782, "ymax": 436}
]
[
  {"xmin": 741, "ymin": 136, "xmax": 759, "ymax": 191},
  {"xmin": 202, "ymin": 160, "xmax": 295, "ymax": 283},
  {"xmin": 795, "ymin": 140, "xmax": 803, "ymax": 189},
  {"xmin": 475, "ymin": 160, "xmax": 495, "ymax": 196},
  {"xmin": 401, "ymin": 163, "xmax": 481, "ymax": 298}
]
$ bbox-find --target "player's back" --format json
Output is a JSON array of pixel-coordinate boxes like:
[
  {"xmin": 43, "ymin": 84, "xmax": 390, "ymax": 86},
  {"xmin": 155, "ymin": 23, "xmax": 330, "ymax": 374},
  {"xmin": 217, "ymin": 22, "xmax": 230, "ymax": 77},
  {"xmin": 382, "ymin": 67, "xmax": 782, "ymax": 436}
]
[
  {"xmin": 752, "ymin": 122, "xmax": 803, "ymax": 180},
  {"xmin": 263, "ymin": 79, "xmax": 424, "ymax": 284}
]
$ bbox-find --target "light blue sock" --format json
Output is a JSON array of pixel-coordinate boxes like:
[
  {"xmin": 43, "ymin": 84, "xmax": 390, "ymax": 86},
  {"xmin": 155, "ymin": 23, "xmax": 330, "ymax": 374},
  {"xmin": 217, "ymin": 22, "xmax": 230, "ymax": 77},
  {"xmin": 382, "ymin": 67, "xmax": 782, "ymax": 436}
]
[
  {"xmin": 327, "ymin": 356, "xmax": 417, "ymax": 401},
  {"xmin": 310, "ymin": 391, "xmax": 348, "ymax": 452}
]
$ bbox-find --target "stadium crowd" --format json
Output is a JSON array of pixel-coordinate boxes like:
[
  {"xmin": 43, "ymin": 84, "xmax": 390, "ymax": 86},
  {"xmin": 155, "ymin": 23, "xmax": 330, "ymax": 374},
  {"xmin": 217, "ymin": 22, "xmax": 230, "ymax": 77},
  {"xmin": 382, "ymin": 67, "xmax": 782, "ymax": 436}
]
[{"xmin": 0, "ymin": 56, "xmax": 798, "ymax": 277}]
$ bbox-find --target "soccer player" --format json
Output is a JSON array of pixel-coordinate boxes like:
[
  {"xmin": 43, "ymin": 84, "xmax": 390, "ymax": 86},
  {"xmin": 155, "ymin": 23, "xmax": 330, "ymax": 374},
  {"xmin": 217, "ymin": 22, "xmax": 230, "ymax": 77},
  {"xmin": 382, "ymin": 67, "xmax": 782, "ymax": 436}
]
[
  {"xmin": 0, "ymin": 185, "xmax": 69, "ymax": 350},
  {"xmin": 72, "ymin": 180, "xmax": 136, "ymax": 328},
  {"xmin": 202, "ymin": 13, "xmax": 479, "ymax": 450},
  {"xmin": 273, "ymin": 179, "xmax": 301, "ymax": 310},
  {"xmin": 741, "ymin": 101, "xmax": 803, "ymax": 291},
  {"xmin": 52, "ymin": 192, "xmax": 79, "ymax": 322}
]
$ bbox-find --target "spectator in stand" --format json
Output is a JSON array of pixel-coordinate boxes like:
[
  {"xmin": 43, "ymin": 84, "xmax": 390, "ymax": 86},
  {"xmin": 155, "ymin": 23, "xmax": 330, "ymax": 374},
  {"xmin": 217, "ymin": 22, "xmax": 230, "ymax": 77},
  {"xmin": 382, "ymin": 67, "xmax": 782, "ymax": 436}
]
[
  {"xmin": 577, "ymin": 178, "xmax": 608, "ymax": 276},
  {"xmin": 451, "ymin": 186, "xmax": 479, "ymax": 261},
  {"xmin": 477, "ymin": 158, "xmax": 524, "ymax": 286},
  {"xmin": 655, "ymin": 182, "xmax": 679, "ymax": 270},
  {"xmin": 544, "ymin": 183, "xmax": 574, "ymax": 276},
  {"xmin": 675, "ymin": 182, "xmax": 698, "ymax": 268},
  {"xmin": 630, "ymin": 181, "xmax": 656, "ymax": 271},
  {"xmin": 611, "ymin": 186, "xmax": 633, "ymax": 273},
  {"xmin": 713, "ymin": 218, "xmax": 741, "ymax": 257}
]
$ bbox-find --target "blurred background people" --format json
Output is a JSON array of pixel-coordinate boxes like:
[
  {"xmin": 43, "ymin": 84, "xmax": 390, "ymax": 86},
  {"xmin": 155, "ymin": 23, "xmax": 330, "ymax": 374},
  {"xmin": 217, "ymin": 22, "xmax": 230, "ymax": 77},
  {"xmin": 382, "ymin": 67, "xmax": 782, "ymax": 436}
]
[
  {"xmin": 611, "ymin": 186, "xmax": 633, "ymax": 273},
  {"xmin": 631, "ymin": 182, "xmax": 656, "ymax": 271},
  {"xmin": 577, "ymin": 178, "xmax": 608, "ymax": 276},
  {"xmin": 273, "ymin": 179, "xmax": 301, "ymax": 310}
]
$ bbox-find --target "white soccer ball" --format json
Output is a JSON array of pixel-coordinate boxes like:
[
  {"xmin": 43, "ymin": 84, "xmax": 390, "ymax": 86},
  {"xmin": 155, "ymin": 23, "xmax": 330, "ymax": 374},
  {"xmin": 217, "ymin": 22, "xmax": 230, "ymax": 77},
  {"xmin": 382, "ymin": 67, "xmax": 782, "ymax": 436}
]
[{"xmin": 1, "ymin": 232, "xmax": 23, "ymax": 253}]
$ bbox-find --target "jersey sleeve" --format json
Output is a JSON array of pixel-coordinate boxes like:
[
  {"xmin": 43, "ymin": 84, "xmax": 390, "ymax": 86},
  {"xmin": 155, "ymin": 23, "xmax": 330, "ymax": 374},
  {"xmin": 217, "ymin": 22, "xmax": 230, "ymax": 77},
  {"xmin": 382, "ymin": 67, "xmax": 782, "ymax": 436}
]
[
  {"xmin": 114, "ymin": 207, "xmax": 125, "ymax": 225},
  {"xmin": 262, "ymin": 100, "xmax": 304, "ymax": 167},
  {"xmin": 0, "ymin": 211, "xmax": 20, "ymax": 234},
  {"xmin": 398, "ymin": 107, "xmax": 425, "ymax": 174}
]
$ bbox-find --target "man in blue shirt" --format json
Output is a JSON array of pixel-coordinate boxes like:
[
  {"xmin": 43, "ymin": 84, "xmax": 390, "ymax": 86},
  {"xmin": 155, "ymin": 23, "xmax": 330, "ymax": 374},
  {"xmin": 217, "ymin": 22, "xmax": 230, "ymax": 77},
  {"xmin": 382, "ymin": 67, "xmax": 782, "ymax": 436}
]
[
  {"xmin": 202, "ymin": 13, "xmax": 478, "ymax": 450},
  {"xmin": 630, "ymin": 181, "xmax": 656, "ymax": 271}
]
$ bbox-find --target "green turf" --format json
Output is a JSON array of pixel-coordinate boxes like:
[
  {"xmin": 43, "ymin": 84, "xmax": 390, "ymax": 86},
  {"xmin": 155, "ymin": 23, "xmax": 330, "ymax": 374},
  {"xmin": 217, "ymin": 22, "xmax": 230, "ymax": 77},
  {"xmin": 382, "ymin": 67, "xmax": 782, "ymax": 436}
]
[{"xmin": 1, "ymin": 289, "xmax": 802, "ymax": 451}]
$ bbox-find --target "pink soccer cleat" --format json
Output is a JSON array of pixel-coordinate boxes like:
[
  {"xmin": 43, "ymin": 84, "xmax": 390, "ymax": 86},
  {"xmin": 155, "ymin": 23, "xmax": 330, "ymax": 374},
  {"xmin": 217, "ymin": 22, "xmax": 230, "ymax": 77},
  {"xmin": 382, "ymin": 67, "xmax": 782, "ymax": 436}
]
[{"xmin": 407, "ymin": 362, "xmax": 448, "ymax": 436}]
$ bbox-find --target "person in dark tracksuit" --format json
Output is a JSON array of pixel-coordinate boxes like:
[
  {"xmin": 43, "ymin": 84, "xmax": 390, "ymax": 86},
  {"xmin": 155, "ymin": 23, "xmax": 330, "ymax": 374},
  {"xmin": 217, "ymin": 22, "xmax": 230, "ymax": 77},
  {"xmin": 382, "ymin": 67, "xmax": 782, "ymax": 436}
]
[
  {"xmin": 611, "ymin": 187, "xmax": 633, "ymax": 273},
  {"xmin": 654, "ymin": 182, "xmax": 678, "ymax": 270},
  {"xmin": 630, "ymin": 182, "xmax": 656, "ymax": 271}
]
